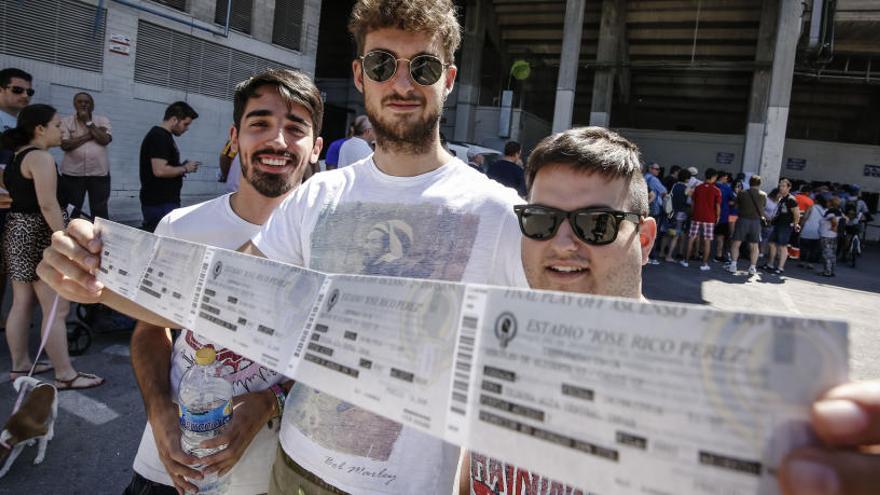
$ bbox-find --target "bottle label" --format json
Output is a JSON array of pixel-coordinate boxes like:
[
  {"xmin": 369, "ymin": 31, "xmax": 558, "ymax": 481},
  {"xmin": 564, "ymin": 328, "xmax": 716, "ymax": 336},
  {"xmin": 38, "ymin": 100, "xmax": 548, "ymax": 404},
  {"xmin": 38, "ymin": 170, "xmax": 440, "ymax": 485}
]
[{"xmin": 178, "ymin": 400, "xmax": 232, "ymax": 433}]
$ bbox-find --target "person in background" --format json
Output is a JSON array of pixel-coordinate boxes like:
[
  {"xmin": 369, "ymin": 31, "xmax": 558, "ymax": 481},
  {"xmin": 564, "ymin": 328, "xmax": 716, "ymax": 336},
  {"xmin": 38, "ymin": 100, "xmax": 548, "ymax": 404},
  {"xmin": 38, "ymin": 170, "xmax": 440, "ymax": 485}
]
[
  {"xmin": 798, "ymin": 194, "xmax": 825, "ymax": 271},
  {"xmin": 139, "ymin": 101, "xmax": 199, "ymax": 232},
  {"xmin": 323, "ymin": 121, "xmax": 353, "ymax": 170},
  {"xmin": 466, "ymin": 148, "xmax": 487, "ymax": 173},
  {"xmin": 727, "ymin": 175, "xmax": 766, "ymax": 276},
  {"xmin": 712, "ymin": 171, "xmax": 733, "ymax": 262},
  {"xmin": 662, "ymin": 164, "xmax": 680, "ymax": 191},
  {"xmin": 818, "ymin": 196, "xmax": 842, "ymax": 277},
  {"xmin": 485, "ymin": 140, "xmax": 526, "ymax": 197},
  {"xmin": 683, "ymin": 168, "xmax": 721, "ymax": 271},
  {"xmin": 661, "ymin": 168, "xmax": 691, "ymax": 262},
  {"xmin": 643, "ymin": 162, "xmax": 667, "ymax": 265},
  {"xmin": 1, "ymin": 104, "xmax": 104, "ymax": 390},
  {"xmin": 59, "ymin": 92, "xmax": 112, "ymax": 219},
  {"xmin": 760, "ymin": 187, "xmax": 780, "ymax": 259},
  {"xmin": 336, "ymin": 114, "xmax": 374, "ymax": 168},
  {"xmin": 761, "ymin": 178, "xmax": 800, "ymax": 275}
]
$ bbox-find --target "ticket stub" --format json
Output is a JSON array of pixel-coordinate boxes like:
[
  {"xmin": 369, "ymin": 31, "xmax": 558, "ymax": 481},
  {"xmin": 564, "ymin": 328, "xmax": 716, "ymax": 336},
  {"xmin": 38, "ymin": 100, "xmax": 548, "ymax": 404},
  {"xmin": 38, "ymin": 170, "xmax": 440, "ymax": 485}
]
[
  {"xmin": 463, "ymin": 287, "xmax": 849, "ymax": 495},
  {"xmin": 192, "ymin": 248, "xmax": 326, "ymax": 372},
  {"xmin": 133, "ymin": 236, "xmax": 210, "ymax": 329},
  {"xmin": 291, "ymin": 274, "xmax": 465, "ymax": 439},
  {"xmin": 94, "ymin": 218, "xmax": 157, "ymax": 299}
]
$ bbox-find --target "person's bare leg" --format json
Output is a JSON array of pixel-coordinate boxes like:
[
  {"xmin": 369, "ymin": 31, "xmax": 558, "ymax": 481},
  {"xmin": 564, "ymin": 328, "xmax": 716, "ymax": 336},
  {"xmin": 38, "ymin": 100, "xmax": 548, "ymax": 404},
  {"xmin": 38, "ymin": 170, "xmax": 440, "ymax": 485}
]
[
  {"xmin": 768, "ymin": 243, "xmax": 778, "ymax": 268},
  {"xmin": 685, "ymin": 236, "xmax": 697, "ymax": 261},
  {"xmin": 749, "ymin": 242, "xmax": 759, "ymax": 267},
  {"xmin": 729, "ymin": 240, "xmax": 742, "ymax": 265},
  {"xmin": 665, "ymin": 235, "xmax": 679, "ymax": 261},
  {"xmin": 777, "ymin": 243, "xmax": 789, "ymax": 271},
  {"xmin": 32, "ymin": 280, "xmax": 77, "ymax": 380},
  {"xmin": 702, "ymin": 238, "xmax": 712, "ymax": 264},
  {"xmin": 6, "ymin": 281, "xmax": 36, "ymax": 372},
  {"xmin": 715, "ymin": 235, "xmax": 726, "ymax": 258}
]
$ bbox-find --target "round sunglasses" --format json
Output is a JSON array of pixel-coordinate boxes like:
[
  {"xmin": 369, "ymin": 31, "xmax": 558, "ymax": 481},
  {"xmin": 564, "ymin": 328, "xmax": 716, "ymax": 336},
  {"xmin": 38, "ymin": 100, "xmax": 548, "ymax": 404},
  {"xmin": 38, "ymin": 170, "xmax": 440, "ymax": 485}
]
[
  {"xmin": 360, "ymin": 50, "xmax": 450, "ymax": 86},
  {"xmin": 514, "ymin": 204, "xmax": 643, "ymax": 246}
]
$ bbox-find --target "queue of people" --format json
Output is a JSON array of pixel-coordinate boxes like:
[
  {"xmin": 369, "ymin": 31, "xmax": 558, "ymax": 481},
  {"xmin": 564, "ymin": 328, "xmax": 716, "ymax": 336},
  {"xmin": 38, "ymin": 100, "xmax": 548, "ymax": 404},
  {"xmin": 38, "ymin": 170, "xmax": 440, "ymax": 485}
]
[
  {"xmin": 3, "ymin": 0, "xmax": 879, "ymax": 493},
  {"xmin": 646, "ymin": 161, "xmax": 871, "ymax": 279}
]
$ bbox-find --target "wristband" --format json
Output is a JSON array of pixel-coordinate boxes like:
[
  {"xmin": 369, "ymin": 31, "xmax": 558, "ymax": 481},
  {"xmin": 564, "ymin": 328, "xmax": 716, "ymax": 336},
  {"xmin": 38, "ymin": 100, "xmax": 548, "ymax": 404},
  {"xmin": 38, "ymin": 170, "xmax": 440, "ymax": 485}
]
[{"xmin": 269, "ymin": 383, "xmax": 286, "ymax": 418}]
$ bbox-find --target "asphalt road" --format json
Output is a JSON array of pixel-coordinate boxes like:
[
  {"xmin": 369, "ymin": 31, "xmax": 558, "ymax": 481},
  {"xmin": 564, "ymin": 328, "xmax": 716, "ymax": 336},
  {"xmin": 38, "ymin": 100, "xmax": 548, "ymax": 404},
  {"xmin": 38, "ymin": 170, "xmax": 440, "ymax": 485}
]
[{"xmin": 0, "ymin": 244, "xmax": 878, "ymax": 493}]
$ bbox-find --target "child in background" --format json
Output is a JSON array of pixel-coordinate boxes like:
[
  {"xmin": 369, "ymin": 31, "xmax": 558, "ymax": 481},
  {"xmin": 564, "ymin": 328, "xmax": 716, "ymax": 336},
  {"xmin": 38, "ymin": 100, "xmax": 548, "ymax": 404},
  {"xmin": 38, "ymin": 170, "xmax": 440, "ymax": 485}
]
[{"xmin": 818, "ymin": 197, "xmax": 842, "ymax": 277}]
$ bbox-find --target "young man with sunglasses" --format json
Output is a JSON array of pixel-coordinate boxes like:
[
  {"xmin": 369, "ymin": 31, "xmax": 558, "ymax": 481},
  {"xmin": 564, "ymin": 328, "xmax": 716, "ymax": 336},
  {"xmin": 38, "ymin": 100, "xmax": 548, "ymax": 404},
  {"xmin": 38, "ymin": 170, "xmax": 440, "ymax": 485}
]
[
  {"xmin": 464, "ymin": 126, "xmax": 880, "ymax": 495},
  {"xmin": 0, "ymin": 68, "xmax": 33, "ymax": 132},
  {"xmin": 38, "ymin": 1, "xmax": 524, "ymax": 493}
]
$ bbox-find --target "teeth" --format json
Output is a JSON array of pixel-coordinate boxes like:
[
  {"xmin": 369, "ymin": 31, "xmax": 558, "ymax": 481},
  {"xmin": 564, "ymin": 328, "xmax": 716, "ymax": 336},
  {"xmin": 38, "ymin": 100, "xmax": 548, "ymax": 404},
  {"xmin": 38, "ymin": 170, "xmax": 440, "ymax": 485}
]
[
  {"xmin": 550, "ymin": 266, "xmax": 586, "ymax": 273},
  {"xmin": 259, "ymin": 157, "xmax": 287, "ymax": 166}
]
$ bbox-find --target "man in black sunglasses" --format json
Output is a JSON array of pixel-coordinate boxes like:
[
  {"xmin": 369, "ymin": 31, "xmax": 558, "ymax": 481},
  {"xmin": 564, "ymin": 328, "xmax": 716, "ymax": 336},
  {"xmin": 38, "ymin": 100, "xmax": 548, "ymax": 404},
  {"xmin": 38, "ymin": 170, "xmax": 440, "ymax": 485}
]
[
  {"xmin": 0, "ymin": 68, "xmax": 33, "ymax": 132},
  {"xmin": 498, "ymin": 126, "xmax": 880, "ymax": 495}
]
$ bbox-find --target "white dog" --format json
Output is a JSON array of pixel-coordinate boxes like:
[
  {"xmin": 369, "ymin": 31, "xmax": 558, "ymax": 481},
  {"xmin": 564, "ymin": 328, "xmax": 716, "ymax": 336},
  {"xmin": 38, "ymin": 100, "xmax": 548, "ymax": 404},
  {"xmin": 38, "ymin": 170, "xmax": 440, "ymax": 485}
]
[{"xmin": 0, "ymin": 376, "xmax": 58, "ymax": 478}]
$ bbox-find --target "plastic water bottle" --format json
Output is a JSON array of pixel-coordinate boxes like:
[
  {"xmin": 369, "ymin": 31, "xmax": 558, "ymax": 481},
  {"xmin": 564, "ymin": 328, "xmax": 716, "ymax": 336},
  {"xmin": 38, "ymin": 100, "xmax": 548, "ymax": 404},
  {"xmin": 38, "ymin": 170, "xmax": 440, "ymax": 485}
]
[{"xmin": 178, "ymin": 347, "xmax": 233, "ymax": 494}]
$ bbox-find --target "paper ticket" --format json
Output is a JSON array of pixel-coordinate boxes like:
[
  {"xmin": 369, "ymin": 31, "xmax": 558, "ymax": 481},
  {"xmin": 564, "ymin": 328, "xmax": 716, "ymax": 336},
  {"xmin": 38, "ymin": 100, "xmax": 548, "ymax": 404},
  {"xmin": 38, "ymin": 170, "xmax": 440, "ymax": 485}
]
[
  {"xmin": 291, "ymin": 274, "xmax": 465, "ymax": 439},
  {"xmin": 92, "ymin": 221, "xmax": 850, "ymax": 495},
  {"xmin": 94, "ymin": 218, "xmax": 158, "ymax": 299},
  {"xmin": 462, "ymin": 287, "xmax": 849, "ymax": 495},
  {"xmin": 192, "ymin": 248, "xmax": 327, "ymax": 372}
]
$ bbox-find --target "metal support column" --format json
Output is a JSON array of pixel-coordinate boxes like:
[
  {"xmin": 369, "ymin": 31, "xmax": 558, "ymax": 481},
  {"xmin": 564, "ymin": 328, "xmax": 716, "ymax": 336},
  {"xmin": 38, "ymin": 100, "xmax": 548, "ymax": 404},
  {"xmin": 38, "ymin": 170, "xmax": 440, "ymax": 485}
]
[{"xmin": 552, "ymin": 0, "xmax": 586, "ymax": 133}]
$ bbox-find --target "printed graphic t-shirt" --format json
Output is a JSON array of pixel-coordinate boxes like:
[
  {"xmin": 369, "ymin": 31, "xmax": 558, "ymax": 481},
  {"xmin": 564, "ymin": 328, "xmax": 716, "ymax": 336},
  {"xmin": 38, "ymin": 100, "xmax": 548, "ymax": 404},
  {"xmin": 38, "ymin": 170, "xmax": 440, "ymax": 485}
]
[
  {"xmin": 252, "ymin": 157, "xmax": 528, "ymax": 494},
  {"xmin": 132, "ymin": 194, "xmax": 283, "ymax": 494}
]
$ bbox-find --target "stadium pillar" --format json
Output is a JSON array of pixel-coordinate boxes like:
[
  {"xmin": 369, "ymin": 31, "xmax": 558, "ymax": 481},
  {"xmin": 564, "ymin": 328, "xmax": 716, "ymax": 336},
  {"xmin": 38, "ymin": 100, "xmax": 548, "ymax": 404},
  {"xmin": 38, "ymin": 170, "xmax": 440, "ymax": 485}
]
[
  {"xmin": 552, "ymin": 0, "xmax": 587, "ymax": 133},
  {"xmin": 453, "ymin": 3, "xmax": 485, "ymax": 143},
  {"xmin": 589, "ymin": 0, "xmax": 625, "ymax": 127},
  {"xmin": 742, "ymin": 0, "xmax": 801, "ymax": 189}
]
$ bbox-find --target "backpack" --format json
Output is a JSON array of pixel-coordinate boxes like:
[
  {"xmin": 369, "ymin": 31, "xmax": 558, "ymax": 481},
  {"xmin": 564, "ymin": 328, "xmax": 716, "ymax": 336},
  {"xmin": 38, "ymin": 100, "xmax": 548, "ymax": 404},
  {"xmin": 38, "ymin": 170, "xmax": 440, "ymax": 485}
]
[{"xmin": 663, "ymin": 190, "xmax": 674, "ymax": 218}]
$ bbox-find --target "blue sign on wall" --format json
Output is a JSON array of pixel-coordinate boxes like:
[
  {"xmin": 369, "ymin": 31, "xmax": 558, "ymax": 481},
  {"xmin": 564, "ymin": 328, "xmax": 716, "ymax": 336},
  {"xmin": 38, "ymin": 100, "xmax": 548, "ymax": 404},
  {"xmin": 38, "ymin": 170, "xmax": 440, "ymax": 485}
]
[
  {"xmin": 865, "ymin": 164, "xmax": 880, "ymax": 177},
  {"xmin": 716, "ymin": 152, "xmax": 734, "ymax": 165},
  {"xmin": 786, "ymin": 158, "xmax": 807, "ymax": 171}
]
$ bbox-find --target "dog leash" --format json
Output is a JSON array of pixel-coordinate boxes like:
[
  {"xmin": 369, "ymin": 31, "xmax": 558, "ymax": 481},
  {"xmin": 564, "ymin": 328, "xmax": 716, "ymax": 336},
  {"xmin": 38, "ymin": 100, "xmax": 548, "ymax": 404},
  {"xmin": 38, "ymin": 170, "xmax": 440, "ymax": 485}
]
[{"xmin": 11, "ymin": 294, "xmax": 61, "ymax": 414}]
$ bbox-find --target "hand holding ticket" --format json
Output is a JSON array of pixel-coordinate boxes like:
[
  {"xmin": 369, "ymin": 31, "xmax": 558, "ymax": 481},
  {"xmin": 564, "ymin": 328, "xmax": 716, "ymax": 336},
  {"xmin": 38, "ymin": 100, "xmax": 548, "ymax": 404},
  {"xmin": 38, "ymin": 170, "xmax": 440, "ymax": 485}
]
[{"xmin": 48, "ymin": 219, "xmax": 873, "ymax": 495}]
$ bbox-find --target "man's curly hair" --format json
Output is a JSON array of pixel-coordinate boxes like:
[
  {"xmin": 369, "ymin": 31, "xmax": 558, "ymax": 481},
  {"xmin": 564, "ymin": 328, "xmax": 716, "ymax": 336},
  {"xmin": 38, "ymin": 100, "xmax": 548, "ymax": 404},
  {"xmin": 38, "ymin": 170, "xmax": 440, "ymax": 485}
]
[{"xmin": 348, "ymin": 0, "xmax": 462, "ymax": 64}]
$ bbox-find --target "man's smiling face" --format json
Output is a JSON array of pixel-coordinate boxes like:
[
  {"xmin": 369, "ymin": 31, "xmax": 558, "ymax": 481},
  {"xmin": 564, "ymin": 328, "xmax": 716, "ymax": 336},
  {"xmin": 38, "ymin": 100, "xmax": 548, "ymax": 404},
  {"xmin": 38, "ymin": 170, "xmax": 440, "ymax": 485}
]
[{"xmin": 231, "ymin": 86, "xmax": 322, "ymax": 198}]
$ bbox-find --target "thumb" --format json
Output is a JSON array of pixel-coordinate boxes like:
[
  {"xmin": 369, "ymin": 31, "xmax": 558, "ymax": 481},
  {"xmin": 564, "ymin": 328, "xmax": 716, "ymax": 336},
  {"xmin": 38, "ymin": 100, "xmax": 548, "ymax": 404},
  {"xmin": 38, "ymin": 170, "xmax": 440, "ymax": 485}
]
[
  {"xmin": 811, "ymin": 382, "xmax": 880, "ymax": 447},
  {"xmin": 780, "ymin": 447, "xmax": 880, "ymax": 495}
]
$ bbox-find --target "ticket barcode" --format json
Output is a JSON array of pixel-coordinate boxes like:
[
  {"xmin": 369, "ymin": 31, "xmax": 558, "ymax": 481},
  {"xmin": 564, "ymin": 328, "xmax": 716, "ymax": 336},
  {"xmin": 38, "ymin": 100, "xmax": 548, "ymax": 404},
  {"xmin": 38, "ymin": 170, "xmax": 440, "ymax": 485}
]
[
  {"xmin": 450, "ymin": 312, "xmax": 479, "ymax": 416},
  {"xmin": 295, "ymin": 277, "xmax": 331, "ymax": 359}
]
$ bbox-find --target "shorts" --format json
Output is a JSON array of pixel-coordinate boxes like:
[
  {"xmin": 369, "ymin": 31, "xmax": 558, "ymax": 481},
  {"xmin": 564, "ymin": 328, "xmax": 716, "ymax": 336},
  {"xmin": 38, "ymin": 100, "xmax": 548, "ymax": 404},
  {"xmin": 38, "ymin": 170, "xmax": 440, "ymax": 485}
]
[
  {"xmin": 689, "ymin": 221, "xmax": 714, "ymax": 241},
  {"xmin": 713, "ymin": 222, "xmax": 730, "ymax": 237},
  {"xmin": 732, "ymin": 218, "xmax": 762, "ymax": 244},
  {"xmin": 768, "ymin": 224, "xmax": 793, "ymax": 246}
]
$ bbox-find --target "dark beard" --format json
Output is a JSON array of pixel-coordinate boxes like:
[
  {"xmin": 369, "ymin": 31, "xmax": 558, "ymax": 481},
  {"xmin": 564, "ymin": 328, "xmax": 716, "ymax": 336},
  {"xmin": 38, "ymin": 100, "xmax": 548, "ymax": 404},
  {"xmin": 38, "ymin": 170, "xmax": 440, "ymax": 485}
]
[
  {"xmin": 366, "ymin": 91, "xmax": 442, "ymax": 155},
  {"xmin": 240, "ymin": 154, "xmax": 300, "ymax": 198}
]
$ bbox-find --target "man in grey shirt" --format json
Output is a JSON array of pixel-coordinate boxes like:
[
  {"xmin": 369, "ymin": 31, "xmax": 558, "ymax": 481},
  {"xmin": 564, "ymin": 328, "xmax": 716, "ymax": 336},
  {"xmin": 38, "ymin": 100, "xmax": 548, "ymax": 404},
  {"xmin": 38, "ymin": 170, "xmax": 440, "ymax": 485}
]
[{"xmin": 727, "ymin": 175, "xmax": 767, "ymax": 275}]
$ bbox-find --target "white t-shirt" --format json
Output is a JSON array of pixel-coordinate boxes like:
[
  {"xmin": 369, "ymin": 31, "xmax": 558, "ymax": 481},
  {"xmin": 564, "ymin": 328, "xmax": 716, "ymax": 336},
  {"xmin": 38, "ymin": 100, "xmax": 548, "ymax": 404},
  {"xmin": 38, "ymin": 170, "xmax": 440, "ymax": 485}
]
[
  {"xmin": 820, "ymin": 208, "xmax": 841, "ymax": 239},
  {"xmin": 252, "ymin": 157, "xmax": 527, "ymax": 494},
  {"xmin": 337, "ymin": 136, "xmax": 373, "ymax": 168},
  {"xmin": 801, "ymin": 204, "xmax": 825, "ymax": 240},
  {"xmin": 132, "ymin": 193, "xmax": 283, "ymax": 494}
]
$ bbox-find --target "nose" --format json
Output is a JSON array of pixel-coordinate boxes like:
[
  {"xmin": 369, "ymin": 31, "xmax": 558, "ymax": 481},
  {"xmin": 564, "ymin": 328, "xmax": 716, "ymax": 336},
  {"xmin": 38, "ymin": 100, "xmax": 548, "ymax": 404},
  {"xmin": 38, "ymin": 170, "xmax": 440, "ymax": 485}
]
[
  {"xmin": 549, "ymin": 218, "xmax": 580, "ymax": 254},
  {"xmin": 267, "ymin": 125, "xmax": 289, "ymax": 150},
  {"xmin": 390, "ymin": 60, "xmax": 416, "ymax": 93}
]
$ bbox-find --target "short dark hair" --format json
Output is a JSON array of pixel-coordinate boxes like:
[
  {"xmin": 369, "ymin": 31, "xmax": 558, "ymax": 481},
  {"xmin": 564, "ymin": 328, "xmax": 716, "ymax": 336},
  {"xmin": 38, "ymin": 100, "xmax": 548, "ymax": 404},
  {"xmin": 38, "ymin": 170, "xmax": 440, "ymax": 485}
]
[
  {"xmin": 526, "ymin": 127, "xmax": 648, "ymax": 215},
  {"xmin": 503, "ymin": 141, "xmax": 522, "ymax": 156},
  {"xmin": 749, "ymin": 175, "xmax": 762, "ymax": 187},
  {"xmin": 163, "ymin": 101, "xmax": 199, "ymax": 121},
  {"xmin": 0, "ymin": 68, "xmax": 32, "ymax": 87},
  {"xmin": 704, "ymin": 168, "xmax": 718, "ymax": 180},
  {"xmin": 677, "ymin": 168, "xmax": 691, "ymax": 182},
  {"xmin": 669, "ymin": 165, "xmax": 681, "ymax": 175},
  {"xmin": 232, "ymin": 69, "xmax": 323, "ymax": 136}
]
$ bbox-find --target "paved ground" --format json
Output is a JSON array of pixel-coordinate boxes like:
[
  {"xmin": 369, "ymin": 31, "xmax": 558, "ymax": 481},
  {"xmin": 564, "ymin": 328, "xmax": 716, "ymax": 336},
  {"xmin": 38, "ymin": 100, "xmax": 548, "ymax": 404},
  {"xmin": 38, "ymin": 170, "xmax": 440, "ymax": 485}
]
[{"xmin": 0, "ymin": 244, "xmax": 877, "ymax": 493}]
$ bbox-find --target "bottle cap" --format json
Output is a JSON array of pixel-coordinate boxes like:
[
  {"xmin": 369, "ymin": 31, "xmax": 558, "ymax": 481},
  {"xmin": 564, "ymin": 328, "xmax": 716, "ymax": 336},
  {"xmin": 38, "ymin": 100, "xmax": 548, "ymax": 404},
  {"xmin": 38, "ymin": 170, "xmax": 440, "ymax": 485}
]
[{"xmin": 194, "ymin": 347, "xmax": 216, "ymax": 366}]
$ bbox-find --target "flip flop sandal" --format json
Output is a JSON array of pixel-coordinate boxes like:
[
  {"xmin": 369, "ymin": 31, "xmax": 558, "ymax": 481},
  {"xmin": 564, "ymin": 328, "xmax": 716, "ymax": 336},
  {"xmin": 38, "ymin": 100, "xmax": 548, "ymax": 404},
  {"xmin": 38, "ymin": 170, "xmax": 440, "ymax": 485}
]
[
  {"xmin": 55, "ymin": 372, "xmax": 105, "ymax": 391},
  {"xmin": 9, "ymin": 361, "xmax": 54, "ymax": 381}
]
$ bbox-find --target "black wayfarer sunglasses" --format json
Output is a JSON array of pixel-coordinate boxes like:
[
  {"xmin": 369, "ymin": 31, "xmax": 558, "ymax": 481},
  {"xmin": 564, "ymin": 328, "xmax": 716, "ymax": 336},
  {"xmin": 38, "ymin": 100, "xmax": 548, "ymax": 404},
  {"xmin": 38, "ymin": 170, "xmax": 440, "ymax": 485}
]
[
  {"xmin": 360, "ymin": 50, "xmax": 450, "ymax": 86},
  {"xmin": 514, "ymin": 204, "xmax": 642, "ymax": 246},
  {"xmin": 5, "ymin": 85, "xmax": 34, "ymax": 97}
]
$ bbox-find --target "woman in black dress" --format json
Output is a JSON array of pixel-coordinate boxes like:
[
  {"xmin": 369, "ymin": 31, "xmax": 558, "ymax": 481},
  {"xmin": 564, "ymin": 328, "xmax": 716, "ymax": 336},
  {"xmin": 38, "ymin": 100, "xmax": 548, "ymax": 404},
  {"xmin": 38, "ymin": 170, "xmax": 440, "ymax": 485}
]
[{"xmin": 1, "ymin": 104, "xmax": 103, "ymax": 390}]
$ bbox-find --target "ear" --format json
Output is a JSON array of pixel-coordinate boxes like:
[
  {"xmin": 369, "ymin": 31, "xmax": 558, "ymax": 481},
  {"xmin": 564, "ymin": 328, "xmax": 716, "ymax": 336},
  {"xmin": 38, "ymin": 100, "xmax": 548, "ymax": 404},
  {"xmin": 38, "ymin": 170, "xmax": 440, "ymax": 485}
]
[
  {"xmin": 310, "ymin": 136, "xmax": 324, "ymax": 164},
  {"xmin": 444, "ymin": 64, "xmax": 457, "ymax": 95},
  {"xmin": 639, "ymin": 216, "xmax": 657, "ymax": 265},
  {"xmin": 228, "ymin": 125, "xmax": 238, "ymax": 154},
  {"xmin": 352, "ymin": 59, "xmax": 365, "ymax": 94}
]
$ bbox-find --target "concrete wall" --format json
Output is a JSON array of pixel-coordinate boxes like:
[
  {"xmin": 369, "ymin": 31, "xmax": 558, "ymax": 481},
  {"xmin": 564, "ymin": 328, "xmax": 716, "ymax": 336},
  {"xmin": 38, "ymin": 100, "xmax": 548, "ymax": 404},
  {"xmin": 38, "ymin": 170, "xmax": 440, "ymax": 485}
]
[
  {"xmin": 1, "ymin": 0, "xmax": 320, "ymax": 223},
  {"xmin": 470, "ymin": 106, "xmax": 552, "ymax": 155},
  {"xmin": 619, "ymin": 128, "xmax": 880, "ymax": 193}
]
